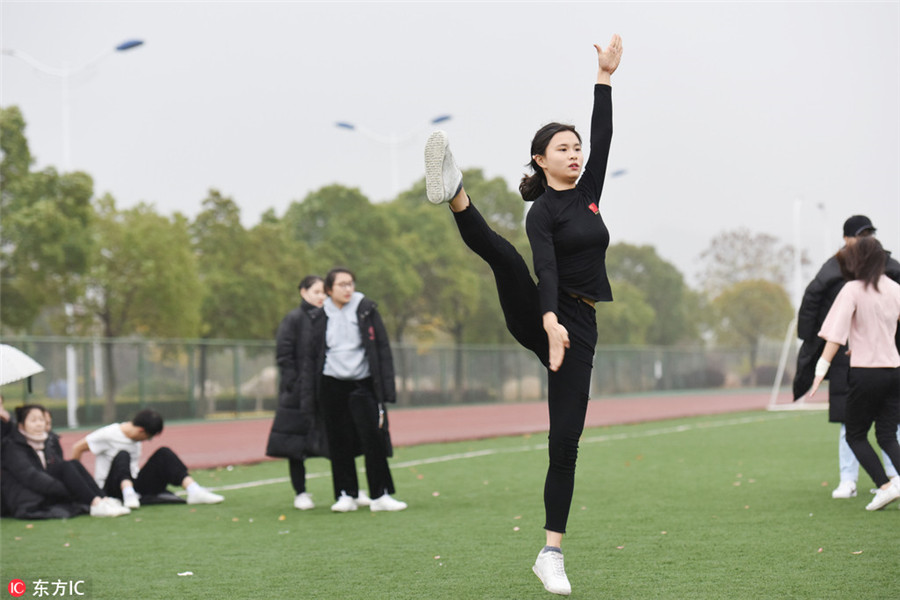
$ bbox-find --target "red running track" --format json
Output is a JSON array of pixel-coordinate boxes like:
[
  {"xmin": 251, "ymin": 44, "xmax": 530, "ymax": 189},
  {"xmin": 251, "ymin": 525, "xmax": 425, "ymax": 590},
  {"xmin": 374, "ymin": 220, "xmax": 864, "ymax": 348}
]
[{"xmin": 58, "ymin": 390, "xmax": 820, "ymax": 471}]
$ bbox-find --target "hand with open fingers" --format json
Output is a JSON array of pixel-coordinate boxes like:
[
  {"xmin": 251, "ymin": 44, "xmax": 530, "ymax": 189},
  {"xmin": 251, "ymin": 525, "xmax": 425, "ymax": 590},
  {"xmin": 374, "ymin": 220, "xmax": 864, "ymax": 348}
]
[
  {"xmin": 806, "ymin": 375, "xmax": 825, "ymax": 399},
  {"xmin": 546, "ymin": 322, "xmax": 570, "ymax": 372},
  {"xmin": 594, "ymin": 34, "xmax": 623, "ymax": 75}
]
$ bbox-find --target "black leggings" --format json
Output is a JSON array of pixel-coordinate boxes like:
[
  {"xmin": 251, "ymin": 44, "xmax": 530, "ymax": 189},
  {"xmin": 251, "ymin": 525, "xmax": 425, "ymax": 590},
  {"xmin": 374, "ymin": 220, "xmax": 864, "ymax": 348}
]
[
  {"xmin": 47, "ymin": 460, "xmax": 104, "ymax": 505},
  {"xmin": 103, "ymin": 447, "xmax": 190, "ymax": 498},
  {"xmin": 289, "ymin": 459, "xmax": 306, "ymax": 494},
  {"xmin": 846, "ymin": 367, "xmax": 900, "ymax": 487},
  {"xmin": 320, "ymin": 376, "xmax": 395, "ymax": 501},
  {"xmin": 454, "ymin": 202, "xmax": 597, "ymax": 534}
]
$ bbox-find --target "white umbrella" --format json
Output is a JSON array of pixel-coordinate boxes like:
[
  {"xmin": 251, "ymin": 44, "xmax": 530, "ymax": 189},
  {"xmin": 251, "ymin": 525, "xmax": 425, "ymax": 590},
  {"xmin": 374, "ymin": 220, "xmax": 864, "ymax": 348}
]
[{"xmin": 0, "ymin": 344, "xmax": 45, "ymax": 386}]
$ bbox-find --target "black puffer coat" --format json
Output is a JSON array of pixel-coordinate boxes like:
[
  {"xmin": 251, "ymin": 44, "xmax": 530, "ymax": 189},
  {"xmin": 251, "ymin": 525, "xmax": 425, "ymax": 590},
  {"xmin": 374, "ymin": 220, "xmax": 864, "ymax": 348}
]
[
  {"xmin": 266, "ymin": 300, "xmax": 330, "ymax": 459},
  {"xmin": 793, "ymin": 252, "xmax": 900, "ymax": 421},
  {"xmin": 0, "ymin": 428, "xmax": 88, "ymax": 520}
]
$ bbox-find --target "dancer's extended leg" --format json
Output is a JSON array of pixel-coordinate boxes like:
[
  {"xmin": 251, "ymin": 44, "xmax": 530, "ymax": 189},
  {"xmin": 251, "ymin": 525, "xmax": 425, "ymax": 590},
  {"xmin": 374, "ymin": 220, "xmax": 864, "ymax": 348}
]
[
  {"xmin": 426, "ymin": 130, "xmax": 547, "ymax": 364},
  {"xmin": 452, "ymin": 196, "xmax": 547, "ymax": 365}
]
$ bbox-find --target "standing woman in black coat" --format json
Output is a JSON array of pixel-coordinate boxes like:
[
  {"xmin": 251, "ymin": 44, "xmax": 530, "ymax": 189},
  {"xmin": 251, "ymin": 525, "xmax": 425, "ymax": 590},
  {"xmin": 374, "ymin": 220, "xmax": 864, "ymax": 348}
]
[
  {"xmin": 300, "ymin": 267, "xmax": 406, "ymax": 513},
  {"xmin": 266, "ymin": 275, "xmax": 330, "ymax": 511},
  {"xmin": 424, "ymin": 35, "xmax": 622, "ymax": 596}
]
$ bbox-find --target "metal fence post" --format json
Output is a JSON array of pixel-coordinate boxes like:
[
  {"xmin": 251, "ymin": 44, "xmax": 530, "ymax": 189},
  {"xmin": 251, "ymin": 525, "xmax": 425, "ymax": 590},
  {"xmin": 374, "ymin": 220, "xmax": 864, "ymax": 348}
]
[
  {"xmin": 188, "ymin": 343, "xmax": 196, "ymax": 418},
  {"xmin": 137, "ymin": 341, "xmax": 146, "ymax": 409},
  {"xmin": 233, "ymin": 345, "xmax": 241, "ymax": 413}
]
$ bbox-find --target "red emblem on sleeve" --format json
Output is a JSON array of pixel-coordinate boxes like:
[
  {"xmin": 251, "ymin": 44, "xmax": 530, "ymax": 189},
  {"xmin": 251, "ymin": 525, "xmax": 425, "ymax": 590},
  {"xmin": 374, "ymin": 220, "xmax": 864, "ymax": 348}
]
[{"xmin": 588, "ymin": 202, "xmax": 599, "ymax": 214}]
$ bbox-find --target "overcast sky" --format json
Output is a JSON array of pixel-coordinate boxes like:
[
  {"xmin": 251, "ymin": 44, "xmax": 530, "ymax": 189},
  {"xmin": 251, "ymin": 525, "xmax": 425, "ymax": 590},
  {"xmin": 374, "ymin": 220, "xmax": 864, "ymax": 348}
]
[{"xmin": 2, "ymin": 1, "xmax": 898, "ymax": 295}]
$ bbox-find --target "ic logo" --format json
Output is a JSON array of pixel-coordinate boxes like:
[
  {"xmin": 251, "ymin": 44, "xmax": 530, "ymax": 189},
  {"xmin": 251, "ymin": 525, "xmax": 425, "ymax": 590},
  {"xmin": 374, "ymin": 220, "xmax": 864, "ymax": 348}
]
[{"xmin": 7, "ymin": 580, "xmax": 26, "ymax": 597}]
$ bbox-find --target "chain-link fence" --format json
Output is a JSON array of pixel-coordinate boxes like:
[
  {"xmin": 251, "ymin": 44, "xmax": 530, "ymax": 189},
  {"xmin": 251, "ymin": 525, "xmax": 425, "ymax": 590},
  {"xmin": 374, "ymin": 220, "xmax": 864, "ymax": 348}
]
[{"xmin": 0, "ymin": 336, "xmax": 795, "ymax": 428}]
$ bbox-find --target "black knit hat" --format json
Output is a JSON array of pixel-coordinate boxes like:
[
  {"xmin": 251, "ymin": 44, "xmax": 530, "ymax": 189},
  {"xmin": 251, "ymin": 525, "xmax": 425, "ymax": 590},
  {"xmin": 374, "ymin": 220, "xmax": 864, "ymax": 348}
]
[{"xmin": 843, "ymin": 215, "xmax": 876, "ymax": 237}]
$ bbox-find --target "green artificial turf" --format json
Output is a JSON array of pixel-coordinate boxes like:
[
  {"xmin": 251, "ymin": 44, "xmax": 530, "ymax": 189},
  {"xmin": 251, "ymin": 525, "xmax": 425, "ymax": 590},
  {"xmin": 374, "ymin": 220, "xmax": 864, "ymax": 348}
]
[{"xmin": 1, "ymin": 410, "xmax": 896, "ymax": 599}]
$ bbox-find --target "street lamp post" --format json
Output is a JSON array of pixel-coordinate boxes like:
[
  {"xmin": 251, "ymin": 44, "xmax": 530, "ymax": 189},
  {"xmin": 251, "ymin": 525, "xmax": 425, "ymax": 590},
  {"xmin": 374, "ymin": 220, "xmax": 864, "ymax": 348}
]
[
  {"xmin": 335, "ymin": 114, "xmax": 452, "ymax": 198},
  {"xmin": 3, "ymin": 39, "xmax": 144, "ymax": 428},
  {"xmin": 3, "ymin": 39, "xmax": 144, "ymax": 170}
]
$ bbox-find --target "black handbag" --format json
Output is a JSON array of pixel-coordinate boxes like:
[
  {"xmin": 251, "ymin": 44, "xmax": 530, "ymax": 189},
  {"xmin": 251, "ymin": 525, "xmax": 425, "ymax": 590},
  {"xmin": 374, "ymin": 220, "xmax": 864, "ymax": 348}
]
[{"xmin": 378, "ymin": 402, "xmax": 393, "ymax": 458}]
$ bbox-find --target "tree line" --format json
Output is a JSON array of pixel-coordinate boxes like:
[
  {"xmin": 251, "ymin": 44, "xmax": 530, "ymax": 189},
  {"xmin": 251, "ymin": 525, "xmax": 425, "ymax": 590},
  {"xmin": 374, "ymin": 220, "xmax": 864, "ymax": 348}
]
[{"xmin": 1, "ymin": 105, "xmax": 797, "ymax": 387}]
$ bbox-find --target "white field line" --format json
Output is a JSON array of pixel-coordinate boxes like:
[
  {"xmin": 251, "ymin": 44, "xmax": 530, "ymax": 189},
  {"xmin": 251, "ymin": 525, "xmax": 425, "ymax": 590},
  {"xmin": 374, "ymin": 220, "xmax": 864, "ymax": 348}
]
[{"xmin": 207, "ymin": 412, "xmax": 802, "ymax": 493}]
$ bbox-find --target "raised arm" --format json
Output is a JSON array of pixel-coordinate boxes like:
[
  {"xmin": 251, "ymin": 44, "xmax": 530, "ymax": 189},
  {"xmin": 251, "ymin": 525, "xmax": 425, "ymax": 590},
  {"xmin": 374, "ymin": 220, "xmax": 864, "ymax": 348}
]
[{"xmin": 578, "ymin": 36, "xmax": 622, "ymax": 200}]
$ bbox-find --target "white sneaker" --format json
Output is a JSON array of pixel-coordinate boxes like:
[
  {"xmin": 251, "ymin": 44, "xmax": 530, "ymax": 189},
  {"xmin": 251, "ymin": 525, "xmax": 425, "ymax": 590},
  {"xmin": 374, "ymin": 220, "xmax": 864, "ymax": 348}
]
[
  {"xmin": 831, "ymin": 480, "xmax": 857, "ymax": 499},
  {"xmin": 101, "ymin": 497, "xmax": 132, "ymax": 514},
  {"xmin": 865, "ymin": 481, "xmax": 900, "ymax": 511},
  {"xmin": 123, "ymin": 493, "xmax": 141, "ymax": 510},
  {"xmin": 533, "ymin": 548, "xmax": 571, "ymax": 596},
  {"xmin": 356, "ymin": 490, "xmax": 372, "ymax": 507},
  {"xmin": 869, "ymin": 476, "xmax": 899, "ymax": 495},
  {"xmin": 369, "ymin": 494, "xmax": 407, "ymax": 512},
  {"xmin": 91, "ymin": 500, "xmax": 131, "ymax": 518},
  {"xmin": 187, "ymin": 487, "xmax": 225, "ymax": 505},
  {"xmin": 424, "ymin": 130, "xmax": 463, "ymax": 204},
  {"xmin": 331, "ymin": 492, "xmax": 358, "ymax": 513},
  {"xmin": 293, "ymin": 492, "xmax": 315, "ymax": 511}
]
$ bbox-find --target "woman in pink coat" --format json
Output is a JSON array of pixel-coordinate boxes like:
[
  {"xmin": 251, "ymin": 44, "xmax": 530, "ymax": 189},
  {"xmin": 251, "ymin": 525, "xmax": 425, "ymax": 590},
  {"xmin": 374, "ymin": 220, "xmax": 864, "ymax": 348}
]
[{"xmin": 808, "ymin": 236, "xmax": 900, "ymax": 510}]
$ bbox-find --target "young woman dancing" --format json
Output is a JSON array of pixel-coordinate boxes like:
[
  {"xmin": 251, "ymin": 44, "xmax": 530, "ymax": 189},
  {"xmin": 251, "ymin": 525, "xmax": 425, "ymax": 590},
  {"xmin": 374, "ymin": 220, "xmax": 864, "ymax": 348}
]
[
  {"xmin": 807, "ymin": 236, "xmax": 900, "ymax": 511},
  {"xmin": 424, "ymin": 34, "xmax": 623, "ymax": 596}
]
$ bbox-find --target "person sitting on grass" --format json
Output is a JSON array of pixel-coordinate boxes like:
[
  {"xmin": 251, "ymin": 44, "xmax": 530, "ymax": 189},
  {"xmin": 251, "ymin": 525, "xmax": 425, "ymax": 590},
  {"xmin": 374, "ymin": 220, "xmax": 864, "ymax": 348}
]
[
  {"xmin": 1, "ymin": 404, "xmax": 130, "ymax": 519},
  {"xmin": 71, "ymin": 409, "xmax": 224, "ymax": 509}
]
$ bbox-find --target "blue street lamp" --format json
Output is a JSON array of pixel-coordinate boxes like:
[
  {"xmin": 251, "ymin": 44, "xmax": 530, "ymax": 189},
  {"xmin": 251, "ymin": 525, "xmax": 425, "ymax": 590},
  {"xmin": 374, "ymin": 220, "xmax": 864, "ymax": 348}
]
[
  {"xmin": 2, "ymin": 38, "xmax": 145, "ymax": 169},
  {"xmin": 2, "ymin": 38, "xmax": 144, "ymax": 427},
  {"xmin": 116, "ymin": 40, "xmax": 144, "ymax": 52},
  {"xmin": 335, "ymin": 114, "xmax": 453, "ymax": 198}
]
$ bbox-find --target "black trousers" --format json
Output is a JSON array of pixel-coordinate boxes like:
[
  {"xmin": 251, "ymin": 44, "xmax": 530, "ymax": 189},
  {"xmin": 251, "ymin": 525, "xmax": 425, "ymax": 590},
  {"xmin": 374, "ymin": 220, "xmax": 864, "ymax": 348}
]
[
  {"xmin": 454, "ymin": 202, "xmax": 597, "ymax": 534},
  {"xmin": 47, "ymin": 460, "xmax": 104, "ymax": 505},
  {"xmin": 846, "ymin": 367, "xmax": 900, "ymax": 487},
  {"xmin": 320, "ymin": 376, "xmax": 394, "ymax": 500},
  {"xmin": 103, "ymin": 447, "xmax": 190, "ymax": 498},
  {"xmin": 289, "ymin": 459, "xmax": 306, "ymax": 494}
]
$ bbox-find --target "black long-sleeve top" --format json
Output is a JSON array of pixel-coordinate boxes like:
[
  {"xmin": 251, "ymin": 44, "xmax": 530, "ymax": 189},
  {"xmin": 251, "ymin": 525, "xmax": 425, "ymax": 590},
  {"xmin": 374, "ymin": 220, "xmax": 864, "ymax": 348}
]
[{"xmin": 525, "ymin": 84, "xmax": 614, "ymax": 317}]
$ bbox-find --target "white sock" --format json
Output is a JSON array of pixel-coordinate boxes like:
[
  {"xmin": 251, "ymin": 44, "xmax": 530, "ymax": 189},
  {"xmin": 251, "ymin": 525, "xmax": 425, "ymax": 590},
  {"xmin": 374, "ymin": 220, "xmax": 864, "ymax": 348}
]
[
  {"xmin": 123, "ymin": 487, "xmax": 139, "ymax": 500},
  {"xmin": 186, "ymin": 482, "xmax": 202, "ymax": 494}
]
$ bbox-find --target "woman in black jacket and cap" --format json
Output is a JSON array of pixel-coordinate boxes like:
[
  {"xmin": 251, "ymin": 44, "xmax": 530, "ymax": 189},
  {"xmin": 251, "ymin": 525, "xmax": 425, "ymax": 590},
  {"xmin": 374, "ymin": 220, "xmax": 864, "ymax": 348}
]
[
  {"xmin": 793, "ymin": 216, "xmax": 900, "ymax": 499},
  {"xmin": 266, "ymin": 275, "xmax": 332, "ymax": 511},
  {"xmin": 1, "ymin": 405, "xmax": 130, "ymax": 519},
  {"xmin": 300, "ymin": 267, "xmax": 405, "ymax": 513}
]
